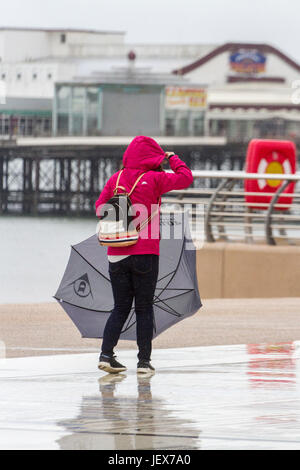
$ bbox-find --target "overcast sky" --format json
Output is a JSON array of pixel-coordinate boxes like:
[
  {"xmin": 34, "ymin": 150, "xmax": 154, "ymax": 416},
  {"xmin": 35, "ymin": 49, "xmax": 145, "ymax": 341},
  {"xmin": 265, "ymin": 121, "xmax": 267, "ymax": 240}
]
[{"xmin": 0, "ymin": 0, "xmax": 299, "ymax": 61}]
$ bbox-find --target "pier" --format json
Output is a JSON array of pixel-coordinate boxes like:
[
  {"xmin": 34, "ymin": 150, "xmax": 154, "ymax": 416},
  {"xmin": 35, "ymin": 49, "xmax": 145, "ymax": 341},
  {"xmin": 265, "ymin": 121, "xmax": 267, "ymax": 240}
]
[{"xmin": 0, "ymin": 136, "xmax": 243, "ymax": 215}]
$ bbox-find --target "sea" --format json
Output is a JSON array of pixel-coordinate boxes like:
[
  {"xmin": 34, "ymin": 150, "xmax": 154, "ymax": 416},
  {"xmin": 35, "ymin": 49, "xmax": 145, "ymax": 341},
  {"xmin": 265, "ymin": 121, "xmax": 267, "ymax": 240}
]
[{"xmin": 0, "ymin": 216, "xmax": 97, "ymax": 304}]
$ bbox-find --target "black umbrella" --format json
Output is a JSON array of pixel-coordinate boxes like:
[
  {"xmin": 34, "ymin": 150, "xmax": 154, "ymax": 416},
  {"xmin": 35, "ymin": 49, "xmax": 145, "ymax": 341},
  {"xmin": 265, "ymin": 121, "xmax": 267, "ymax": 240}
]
[{"xmin": 54, "ymin": 213, "xmax": 202, "ymax": 340}]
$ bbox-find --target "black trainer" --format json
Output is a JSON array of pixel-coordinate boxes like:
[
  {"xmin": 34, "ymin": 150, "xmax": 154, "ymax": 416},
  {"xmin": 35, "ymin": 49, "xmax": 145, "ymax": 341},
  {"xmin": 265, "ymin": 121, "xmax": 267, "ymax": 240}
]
[
  {"xmin": 98, "ymin": 354, "xmax": 127, "ymax": 374},
  {"xmin": 137, "ymin": 360, "xmax": 155, "ymax": 374}
]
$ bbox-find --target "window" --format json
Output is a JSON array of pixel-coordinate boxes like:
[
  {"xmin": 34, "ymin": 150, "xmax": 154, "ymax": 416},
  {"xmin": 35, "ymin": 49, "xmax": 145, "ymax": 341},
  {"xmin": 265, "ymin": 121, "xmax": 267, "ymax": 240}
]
[
  {"xmin": 56, "ymin": 86, "xmax": 71, "ymax": 136},
  {"xmin": 27, "ymin": 118, "xmax": 33, "ymax": 135},
  {"xmin": 47, "ymin": 73, "xmax": 52, "ymax": 80},
  {"xmin": 193, "ymin": 115, "xmax": 204, "ymax": 136},
  {"xmin": 20, "ymin": 118, "xmax": 26, "ymax": 136},
  {"xmin": 57, "ymin": 114, "xmax": 69, "ymax": 136},
  {"xmin": 72, "ymin": 87, "xmax": 85, "ymax": 136},
  {"xmin": 4, "ymin": 117, "xmax": 9, "ymax": 134},
  {"xmin": 32, "ymin": 73, "xmax": 37, "ymax": 80},
  {"xmin": 44, "ymin": 118, "xmax": 51, "ymax": 133},
  {"xmin": 72, "ymin": 87, "xmax": 85, "ymax": 113},
  {"xmin": 60, "ymin": 33, "xmax": 66, "ymax": 43},
  {"xmin": 165, "ymin": 117, "xmax": 175, "ymax": 136},
  {"xmin": 165, "ymin": 110, "xmax": 176, "ymax": 136},
  {"xmin": 57, "ymin": 86, "xmax": 71, "ymax": 112},
  {"xmin": 1, "ymin": 73, "xmax": 5, "ymax": 80},
  {"xmin": 17, "ymin": 73, "xmax": 22, "ymax": 80},
  {"xmin": 86, "ymin": 87, "xmax": 101, "ymax": 135},
  {"xmin": 177, "ymin": 115, "xmax": 189, "ymax": 136}
]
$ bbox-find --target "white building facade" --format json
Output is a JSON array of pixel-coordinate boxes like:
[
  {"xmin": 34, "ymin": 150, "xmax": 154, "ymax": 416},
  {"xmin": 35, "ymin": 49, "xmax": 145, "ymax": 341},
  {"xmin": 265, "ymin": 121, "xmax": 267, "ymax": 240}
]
[
  {"xmin": 173, "ymin": 43, "xmax": 300, "ymax": 142},
  {"xmin": 0, "ymin": 29, "xmax": 300, "ymax": 141}
]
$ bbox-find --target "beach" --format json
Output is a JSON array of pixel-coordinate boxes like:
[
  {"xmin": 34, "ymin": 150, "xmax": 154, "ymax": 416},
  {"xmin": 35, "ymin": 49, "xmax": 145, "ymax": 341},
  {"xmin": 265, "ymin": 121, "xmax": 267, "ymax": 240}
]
[{"xmin": 1, "ymin": 297, "xmax": 300, "ymax": 358}]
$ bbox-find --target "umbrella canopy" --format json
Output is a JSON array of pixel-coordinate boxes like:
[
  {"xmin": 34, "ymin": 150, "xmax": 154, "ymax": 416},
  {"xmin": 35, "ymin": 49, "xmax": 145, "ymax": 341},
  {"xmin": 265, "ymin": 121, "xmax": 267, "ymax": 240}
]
[{"xmin": 54, "ymin": 213, "xmax": 202, "ymax": 340}]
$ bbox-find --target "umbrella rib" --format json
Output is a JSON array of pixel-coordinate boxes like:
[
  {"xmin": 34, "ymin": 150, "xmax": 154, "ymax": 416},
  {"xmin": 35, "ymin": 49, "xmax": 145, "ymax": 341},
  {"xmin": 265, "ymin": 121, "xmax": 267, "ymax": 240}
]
[
  {"xmin": 155, "ymin": 239, "xmax": 186, "ymax": 301},
  {"xmin": 120, "ymin": 289, "xmax": 193, "ymax": 332},
  {"xmin": 155, "ymin": 287, "xmax": 194, "ymax": 291},
  {"xmin": 153, "ymin": 288, "xmax": 194, "ymax": 304},
  {"xmin": 53, "ymin": 296, "xmax": 112, "ymax": 313},
  {"xmin": 71, "ymin": 246, "xmax": 110, "ymax": 281},
  {"xmin": 153, "ymin": 289, "xmax": 195, "ymax": 317},
  {"xmin": 157, "ymin": 270, "xmax": 176, "ymax": 283},
  {"xmin": 154, "ymin": 302, "xmax": 183, "ymax": 318},
  {"xmin": 153, "ymin": 294, "xmax": 183, "ymax": 316}
]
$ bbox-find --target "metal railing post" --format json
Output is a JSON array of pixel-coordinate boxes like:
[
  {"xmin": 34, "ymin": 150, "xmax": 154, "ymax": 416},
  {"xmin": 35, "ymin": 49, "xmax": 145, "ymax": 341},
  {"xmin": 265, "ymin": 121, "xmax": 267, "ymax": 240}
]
[
  {"xmin": 265, "ymin": 179, "xmax": 291, "ymax": 245},
  {"xmin": 204, "ymin": 178, "xmax": 233, "ymax": 242}
]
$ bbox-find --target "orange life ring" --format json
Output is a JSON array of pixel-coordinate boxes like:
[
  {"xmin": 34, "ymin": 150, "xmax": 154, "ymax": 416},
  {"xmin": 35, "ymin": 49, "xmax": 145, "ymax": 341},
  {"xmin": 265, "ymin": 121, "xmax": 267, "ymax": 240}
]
[{"xmin": 244, "ymin": 139, "xmax": 297, "ymax": 210}]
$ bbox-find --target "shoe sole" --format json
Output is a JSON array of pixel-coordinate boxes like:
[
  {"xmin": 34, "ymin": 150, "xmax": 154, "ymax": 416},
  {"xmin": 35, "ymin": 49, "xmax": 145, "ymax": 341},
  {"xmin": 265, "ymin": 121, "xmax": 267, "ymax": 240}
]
[
  {"xmin": 137, "ymin": 367, "xmax": 155, "ymax": 374},
  {"xmin": 98, "ymin": 362, "xmax": 127, "ymax": 374}
]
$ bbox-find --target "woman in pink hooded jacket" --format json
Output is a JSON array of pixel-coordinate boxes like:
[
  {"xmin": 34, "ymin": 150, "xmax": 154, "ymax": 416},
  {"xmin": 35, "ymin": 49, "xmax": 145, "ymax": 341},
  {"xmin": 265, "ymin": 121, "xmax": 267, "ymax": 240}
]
[{"xmin": 95, "ymin": 136, "xmax": 193, "ymax": 374}]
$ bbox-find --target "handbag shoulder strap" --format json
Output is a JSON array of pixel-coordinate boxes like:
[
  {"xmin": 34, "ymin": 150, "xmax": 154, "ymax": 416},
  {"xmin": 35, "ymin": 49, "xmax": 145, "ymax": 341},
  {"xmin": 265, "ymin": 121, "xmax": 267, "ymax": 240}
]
[
  {"xmin": 113, "ymin": 170, "xmax": 126, "ymax": 195},
  {"xmin": 114, "ymin": 169, "xmax": 146, "ymax": 197},
  {"xmin": 128, "ymin": 172, "xmax": 146, "ymax": 196}
]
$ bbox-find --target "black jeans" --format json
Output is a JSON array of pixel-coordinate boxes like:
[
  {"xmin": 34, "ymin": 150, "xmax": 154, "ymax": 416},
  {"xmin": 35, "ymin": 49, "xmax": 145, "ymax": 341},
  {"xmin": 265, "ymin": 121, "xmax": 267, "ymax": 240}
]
[{"xmin": 101, "ymin": 254, "xmax": 159, "ymax": 362}]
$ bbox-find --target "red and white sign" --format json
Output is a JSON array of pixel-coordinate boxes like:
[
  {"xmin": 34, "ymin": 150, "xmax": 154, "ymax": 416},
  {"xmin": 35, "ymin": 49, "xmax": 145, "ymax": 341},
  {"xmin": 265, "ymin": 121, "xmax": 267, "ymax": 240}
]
[{"xmin": 245, "ymin": 139, "xmax": 297, "ymax": 210}]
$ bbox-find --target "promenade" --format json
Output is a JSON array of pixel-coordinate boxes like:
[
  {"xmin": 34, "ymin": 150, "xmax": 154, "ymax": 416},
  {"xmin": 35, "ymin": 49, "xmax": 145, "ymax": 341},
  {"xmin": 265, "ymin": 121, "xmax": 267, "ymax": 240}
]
[
  {"xmin": 1, "ymin": 341, "xmax": 300, "ymax": 450},
  {"xmin": 1, "ymin": 298, "xmax": 300, "ymax": 450},
  {"xmin": 1, "ymin": 298, "xmax": 300, "ymax": 358}
]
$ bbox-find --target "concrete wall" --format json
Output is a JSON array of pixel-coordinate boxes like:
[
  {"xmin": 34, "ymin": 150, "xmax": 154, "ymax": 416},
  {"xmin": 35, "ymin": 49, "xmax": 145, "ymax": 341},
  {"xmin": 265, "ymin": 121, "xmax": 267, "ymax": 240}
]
[
  {"xmin": 0, "ymin": 62, "xmax": 79, "ymax": 100},
  {"xmin": 2, "ymin": 30, "xmax": 50, "ymax": 62},
  {"xmin": 51, "ymin": 31, "xmax": 125, "ymax": 57},
  {"xmin": 196, "ymin": 243, "xmax": 300, "ymax": 299}
]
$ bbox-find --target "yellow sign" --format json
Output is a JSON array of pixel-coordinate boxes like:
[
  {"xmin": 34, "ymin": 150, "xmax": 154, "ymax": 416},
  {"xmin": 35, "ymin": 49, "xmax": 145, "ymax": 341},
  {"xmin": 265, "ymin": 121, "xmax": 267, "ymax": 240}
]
[
  {"xmin": 265, "ymin": 161, "xmax": 284, "ymax": 188},
  {"xmin": 165, "ymin": 87, "xmax": 207, "ymax": 110}
]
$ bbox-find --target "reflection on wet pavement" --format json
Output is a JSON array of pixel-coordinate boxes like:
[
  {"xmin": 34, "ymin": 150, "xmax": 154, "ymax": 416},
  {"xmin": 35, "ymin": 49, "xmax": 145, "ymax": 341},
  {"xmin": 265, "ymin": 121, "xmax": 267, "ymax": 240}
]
[
  {"xmin": 1, "ymin": 342, "xmax": 300, "ymax": 450},
  {"xmin": 57, "ymin": 373, "xmax": 200, "ymax": 450},
  {"xmin": 247, "ymin": 342, "xmax": 296, "ymax": 386}
]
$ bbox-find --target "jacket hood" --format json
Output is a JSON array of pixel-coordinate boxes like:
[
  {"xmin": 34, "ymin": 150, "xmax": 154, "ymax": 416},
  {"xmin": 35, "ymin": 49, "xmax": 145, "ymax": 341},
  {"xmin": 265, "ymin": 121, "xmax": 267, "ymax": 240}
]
[{"xmin": 123, "ymin": 136, "xmax": 166, "ymax": 170}]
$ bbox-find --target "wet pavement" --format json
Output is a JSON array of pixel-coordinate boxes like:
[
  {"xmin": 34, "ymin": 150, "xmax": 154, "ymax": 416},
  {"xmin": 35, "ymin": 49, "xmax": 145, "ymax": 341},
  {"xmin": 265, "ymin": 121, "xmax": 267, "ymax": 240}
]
[{"xmin": 1, "ymin": 342, "xmax": 300, "ymax": 450}]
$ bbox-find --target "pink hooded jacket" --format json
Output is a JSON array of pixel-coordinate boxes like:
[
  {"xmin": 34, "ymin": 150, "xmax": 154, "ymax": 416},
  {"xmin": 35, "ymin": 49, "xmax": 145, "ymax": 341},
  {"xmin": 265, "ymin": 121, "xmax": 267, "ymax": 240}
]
[{"xmin": 95, "ymin": 136, "xmax": 193, "ymax": 256}]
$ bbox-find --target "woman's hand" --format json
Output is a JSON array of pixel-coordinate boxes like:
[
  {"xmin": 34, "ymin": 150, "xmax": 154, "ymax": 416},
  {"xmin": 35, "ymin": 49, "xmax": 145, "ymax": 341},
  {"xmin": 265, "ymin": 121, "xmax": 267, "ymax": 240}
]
[{"xmin": 165, "ymin": 152, "xmax": 175, "ymax": 159}]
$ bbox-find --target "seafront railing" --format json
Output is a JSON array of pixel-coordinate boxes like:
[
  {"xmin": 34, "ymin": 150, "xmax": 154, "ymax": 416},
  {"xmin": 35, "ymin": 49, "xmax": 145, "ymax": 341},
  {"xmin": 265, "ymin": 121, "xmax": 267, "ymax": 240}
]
[{"xmin": 162, "ymin": 170, "xmax": 300, "ymax": 246}]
